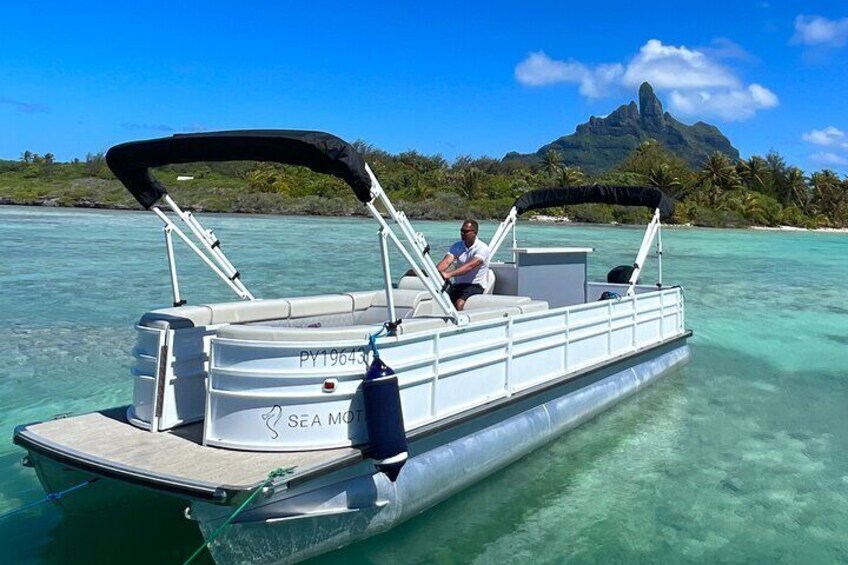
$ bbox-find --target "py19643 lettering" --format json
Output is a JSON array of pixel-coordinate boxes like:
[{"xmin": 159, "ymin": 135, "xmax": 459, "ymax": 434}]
[{"xmin": 299, "ymin": 347, "xmax": 368, "ymax": 368}]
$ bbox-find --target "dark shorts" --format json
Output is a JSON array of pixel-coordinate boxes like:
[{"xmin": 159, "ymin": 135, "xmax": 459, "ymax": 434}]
[{"xmin": 449, "ymin": 283, "xmax": 484, "ymax": 303}]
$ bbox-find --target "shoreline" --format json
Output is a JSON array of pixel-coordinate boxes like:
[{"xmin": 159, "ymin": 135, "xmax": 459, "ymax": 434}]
[
  {"xmin": 749, "ymin": 225, "xmax": 848, "ymax": 233},
  {"xmin": 2, "ymin": 200, "xmax": 846, "ymax": 233},
  {"xmin": 529, "ymin": 212, "xmax": 848, "ymax": 233}
]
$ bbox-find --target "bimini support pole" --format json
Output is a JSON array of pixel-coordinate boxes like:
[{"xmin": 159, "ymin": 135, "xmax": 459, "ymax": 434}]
[
  {"xmin": 512, "ymin": 222, "xmax": 518, "ymax": 263},
  {"xmin": 363, "ymin": 165, "xmax": 461, "ymax": 323},
  {"xmin": 163, "ymin": 225, "xmax": 185, "ymax": 307},
  {"xmin": 627, "ymin": 208, "xmax": 662, "ymax": 296},
  {"xmin": 656, "ymin": 222, "xmax": 663, "ymax": 289},
  {"xmin": 378, "ymin": 228, "xmax": 398, "ymax": 325},
  {"xmin": 366, "ymin": 201, "xmax": 459, "ymax": 322},
  {"xmin": 487, "ymin": 207, "xmax": 518, "ymax": 260},
  {"xmin": 151, "ymin": 207, "xmax": 250, "ymax": 300},
  {"xmin": 161, "ymin": 195, "xmax": 254, "ymax": 300}
]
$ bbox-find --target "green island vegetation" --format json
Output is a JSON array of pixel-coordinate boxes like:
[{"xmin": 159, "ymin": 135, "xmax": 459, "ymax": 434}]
[{"xmin": 1, "ymin": 140, "xmax": 846, "ymax": 228}]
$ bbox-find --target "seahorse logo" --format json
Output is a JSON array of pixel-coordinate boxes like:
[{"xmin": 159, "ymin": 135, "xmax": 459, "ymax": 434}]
[{"xmin": 261, "ymin": 405, "xmax": 283, "ymax": 439}]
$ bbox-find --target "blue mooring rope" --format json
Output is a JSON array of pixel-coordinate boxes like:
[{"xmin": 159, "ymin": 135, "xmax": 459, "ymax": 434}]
[
  {"xmin": 0, "ymin": 478, "xmax": 99, "ymax": 521},
  {"xmin": 367, "ymin": 322, "xmax": 392, "ymax": 359}
]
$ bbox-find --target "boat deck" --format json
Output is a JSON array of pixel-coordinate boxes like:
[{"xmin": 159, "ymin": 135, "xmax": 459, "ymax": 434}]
[{"xmin": 14, "ymin": 407, "xmax": 361, "ymax": 503}]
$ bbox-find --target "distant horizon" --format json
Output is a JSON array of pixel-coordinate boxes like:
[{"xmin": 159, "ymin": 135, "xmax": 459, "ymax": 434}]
[{"xmin": 2, "ymin": 1, "xmax": 847, "ymax": 174}]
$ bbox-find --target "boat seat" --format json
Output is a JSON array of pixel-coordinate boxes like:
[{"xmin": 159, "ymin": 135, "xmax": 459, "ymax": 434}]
[
  {"xmin": 463, "ymin": 306, "xmax": 522, "ymax": 323},
  {"xmin": 396, "ymin": 317, "xmax": 452, "ymax": 335},
  {"xmin": 483, "ymin": 270, "xmax": 496, "ymax": 294},
  {"xmin": 353, "ymin": 289, "xmax": 432, "ymax": 324},
  {"xmin": 464, "ymin": 294, "xmax": 531, "ymax": 310},
  {"xmin": 139, "ymin": 305, "xmax": 214, "ymax": 330},
  {"xmin": 288, "ymin": 295, "xmax": 354, "ymax": 320},
  {"xmin": 205, "ymin": 298, "xmax": 292, "ymax": 325},
  {"xmin": 518, "ymin": 300, "xmax": 550, "ymax": 314}
]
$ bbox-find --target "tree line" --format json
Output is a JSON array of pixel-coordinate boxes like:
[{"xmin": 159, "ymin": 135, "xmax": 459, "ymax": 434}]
[{"xmin": 1, "ymin": 140, "xmax": 846, "ymax": 228}]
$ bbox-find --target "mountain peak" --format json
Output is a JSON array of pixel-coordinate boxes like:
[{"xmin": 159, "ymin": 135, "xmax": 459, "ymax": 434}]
[
  {"xmin": 503, "ymin": 82, "xmax": 739, "ymax": 174},
  {"xmin": 638, "ymin": 82, "xmax": 664, "ymax": 124}
]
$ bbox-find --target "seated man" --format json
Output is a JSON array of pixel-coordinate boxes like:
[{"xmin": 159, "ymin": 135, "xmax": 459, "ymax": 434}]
[{"xmin": 437, "ymin": 219, "xmax": 491, "ymax": 311}]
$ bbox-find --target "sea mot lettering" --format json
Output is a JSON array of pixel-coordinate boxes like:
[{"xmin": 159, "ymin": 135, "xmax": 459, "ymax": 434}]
[
  {"xmin": 261, "ymin": 407, "xmax": 366, "ymax": 439},
  {"xmin": 287, "ymin": 409, "xmax": 365, "ymax": 428},
  {"xmin": 299, "ymin": 347, "xmax": 368, "ymax": 368}
]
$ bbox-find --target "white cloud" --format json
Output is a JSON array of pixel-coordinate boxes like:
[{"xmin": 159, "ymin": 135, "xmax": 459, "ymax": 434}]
[
  {"xmin": 802, "ymin": 126, "xmax": 846, "ymax": 146},
  {"xmin": 514, "ymin": 52, "xmax": 623, "ymax": 97},
  {"xmin": 811, "ymin": 152, "xmax": 848, "ymax": 166},
  {"xmin": 667, "ymin": 84, "xmax": 778, "ymax": 121},
  {"xmin": 803, "ymin": 126, "xmax": 848, "ymax": 169},
  {"xmin": 621, "ymin": 39, "xmax": 739, "ymax": 90},
  {"xmin": 515, "ymin": 39, "xmax": 778, "ymax": 121},
  {"xmin": 792, "ymin": 15, "xmax": 848, "ymax": 47},
  {"xmin": 514, "ymin": 52, "xmax": 585, "ymax": 86}
]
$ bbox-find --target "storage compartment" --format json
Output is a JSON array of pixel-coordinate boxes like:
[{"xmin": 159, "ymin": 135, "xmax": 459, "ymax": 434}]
[{"xmin": 492, "ymin": 247, "xmax": 593, "ymax": 307}]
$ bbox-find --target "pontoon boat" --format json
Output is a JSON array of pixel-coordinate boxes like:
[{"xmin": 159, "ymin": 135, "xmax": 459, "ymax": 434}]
[{"xmin": 13, "ymin": 130, "xmax": 691, "ymax": 564}]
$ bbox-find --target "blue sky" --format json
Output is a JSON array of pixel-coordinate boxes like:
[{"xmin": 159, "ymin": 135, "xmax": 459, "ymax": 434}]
[{"xmin": 1, "ymin": 1, "xmax": 847, "ymax": 173}]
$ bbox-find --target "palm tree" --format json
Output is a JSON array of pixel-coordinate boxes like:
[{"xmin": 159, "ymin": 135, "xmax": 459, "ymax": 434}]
[
  {"xmin": 541, "ymin": 149, "xmax": 563, "ymax": 181},
  {"xmin": 809, "ymin": 170, "xmax": 842, "ymax": 218},
  {"xmin": 20, "ymin": 150, "xmax": 32, "ymax": 163},
  {"xmin": 453, "ymin": 167, "xmax": 484, "ymax": 200},
  {"xmin": 697, "ymin": 152, "xmax": 743, "ymax": 208},
  {"xmin": 786, "ymin": 168, "xmax": 809, "ymax": 212},
  {"xmin": 736, "ymin": 156, "xmax": 768, "ymax": 193},
  {"xmin": 646, "ymin": 163, "xmax": 683, "ymax": 196},
  {"xmin": 559, "ymin": 166, "xmax": 585, "ymax": 186},
  {"xmin": 766, "ymin": 151, "xmax": 793, "ymax": 205}
]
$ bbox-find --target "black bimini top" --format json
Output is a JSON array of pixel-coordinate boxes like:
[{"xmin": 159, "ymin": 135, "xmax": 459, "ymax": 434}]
[
  {"xmin": 513, "ymin": 185, "xmax": 675, "ymax": 221},
  {"xmin": 106, "ymin": 130, "xmax": 372, "ymax": 209}
]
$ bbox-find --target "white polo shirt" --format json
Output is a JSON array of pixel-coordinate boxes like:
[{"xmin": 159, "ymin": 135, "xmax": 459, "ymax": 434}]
[{"xmin": 448, "ymin": 238, "xmax": 490, "ymax": 286}]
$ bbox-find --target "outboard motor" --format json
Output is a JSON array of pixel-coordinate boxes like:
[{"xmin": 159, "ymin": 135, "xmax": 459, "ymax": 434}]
[
  {"xmin": 607, "ymin": 265, "xmax": 636, "ymax": 284},
  {"xmin": 363, "ymin": 356, "xmax": 408, "ymax": 482}
]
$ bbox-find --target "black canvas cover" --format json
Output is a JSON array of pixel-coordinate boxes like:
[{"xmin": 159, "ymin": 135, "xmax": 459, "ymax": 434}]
[
  {"xmin": 513, "ymin": 185, "xmax": 675, "ymax": 220},
  {"xmin": 106, "ymin": 130, "xmax": 372, "ymax": 209}
]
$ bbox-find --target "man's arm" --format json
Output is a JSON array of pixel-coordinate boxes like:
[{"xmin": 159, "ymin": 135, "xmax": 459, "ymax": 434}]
[
  {"xmin": 436, "ymin": 254, "xmax": 454, "ymax": 274},
  {"xmin": 442, "ymin": 257, "xmax": 483, "ymax": 280}
]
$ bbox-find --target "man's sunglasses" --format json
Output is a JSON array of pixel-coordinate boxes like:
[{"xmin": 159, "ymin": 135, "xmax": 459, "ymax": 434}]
[{"xmin": 460, "ymin": 229, "xmax": 475, "ymax": 234}]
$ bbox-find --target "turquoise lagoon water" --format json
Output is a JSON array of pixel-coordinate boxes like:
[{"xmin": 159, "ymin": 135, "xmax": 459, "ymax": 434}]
[{"xmin": 1, "ymin": 205, "xmax": 846, "ymax": 563}]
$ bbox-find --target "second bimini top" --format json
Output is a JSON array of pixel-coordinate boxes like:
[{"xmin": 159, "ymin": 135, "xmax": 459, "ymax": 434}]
[
  {"xmin": 105, "ymin": 130, "xmax": 373, "ymax": 209},
  {"xmin": 513, "ymin": 185, "xmax": 675, "ymax": 220}
]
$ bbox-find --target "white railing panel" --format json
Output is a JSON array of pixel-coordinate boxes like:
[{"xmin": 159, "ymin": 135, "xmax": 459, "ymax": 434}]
[
  {"xmin": 129, "ymin": 373, "xmax": 156, "ymax": 425},
  {"xmin": 201, "ymin": 287, "xmax": 688, "ymax": 450},
  {"xmin": 568, "ymin": 305, "xmax": 610, "ymax": 326},
  {"xmin": 567, "ymin": 331, "xmax": 609, "ymax": 371},
  {"xmin": 512, "ymin": 313, "xmax": 565, "ymax": 339},
  {"xmin": 662, "ymin": 309, "xmax": 678, "ymax": 338},
  {"xmin": 128, "ymin": 326, "xmax": 165, "ymax": 429},
  {"xmin": 434, "ymin": 347, "xmax": 507, "ymax": 416},
  {"xmin": 635, "ymin": 317, "xmax": 663, "ymax": 346},
  {"xmin": 134, "ymin": 326, "xmax": 163, "ymax": 357},
  {"xmin": 397, "ymin": 366, "xmax": 435, "ymax": 428},
  {"xmin": 610, "ymin": 298, "xmax": 634, "ymax": 317},
  {"xmin": 610, "ymin": 325, "xmax": 634, "ymax": 357},
  {"xmin": 636, "ymin": 294, "xmax": 663, "ymax": 312},
  {"xmin": 512, "ymin": 332, "xmax": 566, "ymax": 359},
  {"xmin": 438, "ymin": 324, "xmax": 507, "ymax": 355},
  {"xmin": 510, "ymin": 345, "xmax": 565, "ymax": 391}
]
